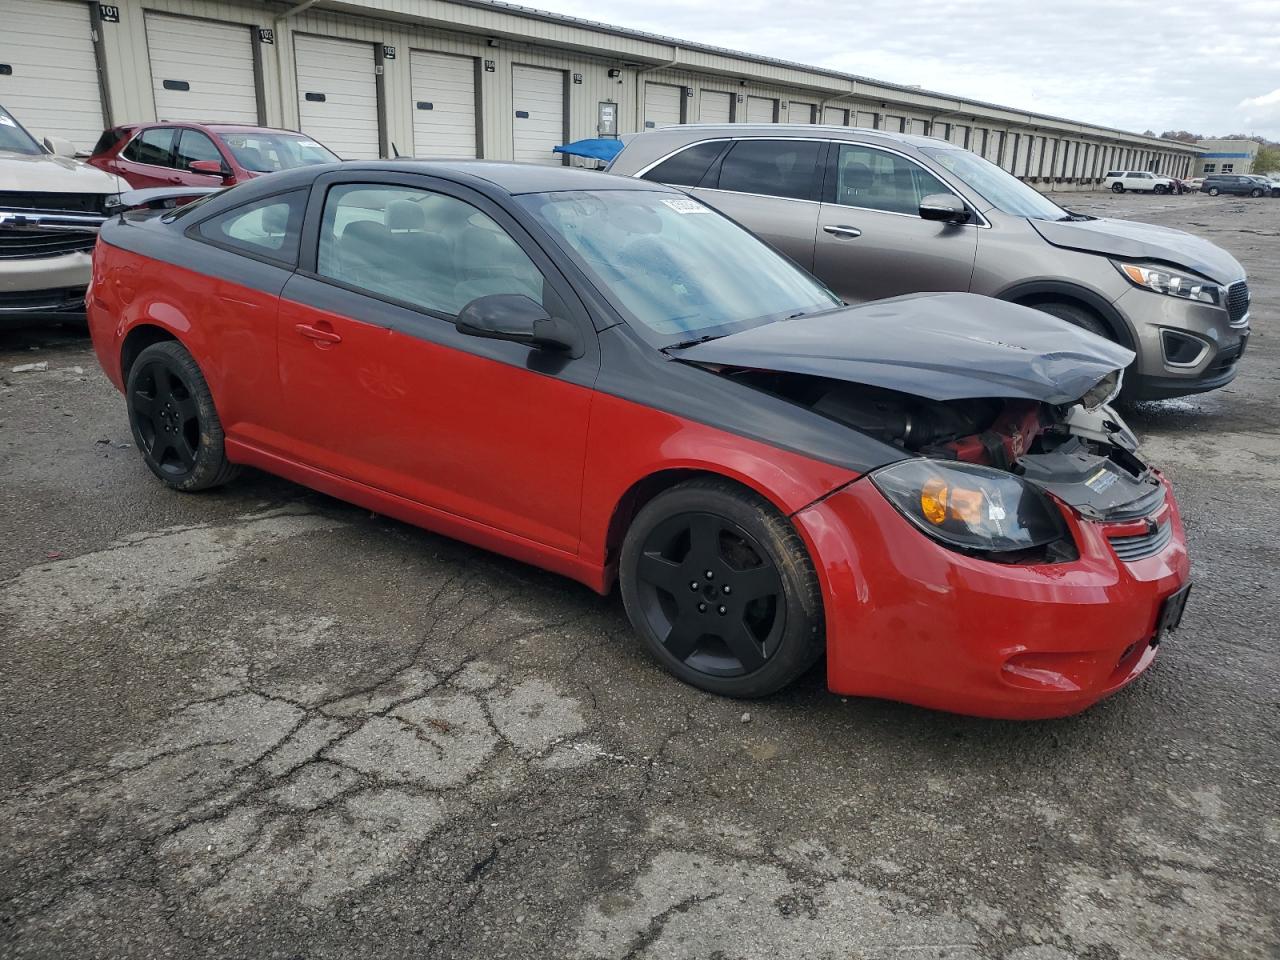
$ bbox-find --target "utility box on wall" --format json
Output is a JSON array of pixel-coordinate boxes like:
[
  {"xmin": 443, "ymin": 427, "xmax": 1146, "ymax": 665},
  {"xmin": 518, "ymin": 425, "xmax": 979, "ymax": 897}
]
[{"xmin": 597, "ymin": 101, "xmax": 617, "ymax": 137}]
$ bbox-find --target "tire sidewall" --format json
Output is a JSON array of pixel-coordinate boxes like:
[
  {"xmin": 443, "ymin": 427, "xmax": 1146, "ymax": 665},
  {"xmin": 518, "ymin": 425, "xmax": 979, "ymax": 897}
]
[
  {"xmin": 619, "ymin": 481, "xmax": 824, "ymax": 698},
  {"xmin": 125, "ymin": 341, "xmax": 232, "ymax": 491}
]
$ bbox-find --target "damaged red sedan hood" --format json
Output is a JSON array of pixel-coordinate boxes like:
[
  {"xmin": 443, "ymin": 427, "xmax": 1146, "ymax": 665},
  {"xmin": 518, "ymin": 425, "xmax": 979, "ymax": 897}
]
[{"xmin": 668, "ymin": 292, "xmax": 1134, "ymax": 405}]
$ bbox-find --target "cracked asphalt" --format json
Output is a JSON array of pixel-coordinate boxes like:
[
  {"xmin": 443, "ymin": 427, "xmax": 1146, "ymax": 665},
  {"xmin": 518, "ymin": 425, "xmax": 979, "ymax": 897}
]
[{"xmin": 2, "ymin": 192, "xmax": 1278, "ymax": 959}]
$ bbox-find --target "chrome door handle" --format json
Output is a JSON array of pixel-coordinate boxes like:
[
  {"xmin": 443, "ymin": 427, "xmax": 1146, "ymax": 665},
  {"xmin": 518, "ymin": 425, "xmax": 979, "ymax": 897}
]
[{"xmin": 822, "ymin": 224, "xmax": 862, "ymax": 239}]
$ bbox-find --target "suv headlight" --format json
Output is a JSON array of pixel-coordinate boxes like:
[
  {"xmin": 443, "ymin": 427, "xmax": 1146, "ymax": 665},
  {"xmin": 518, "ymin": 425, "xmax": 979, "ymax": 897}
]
[
  {"xmin": 1114, "ymin": 261, "xmax": 1223, "ymax": 305},
  {"xmin": 871, "ymin": 459, "xmax": 1069, "ymax": 555}
]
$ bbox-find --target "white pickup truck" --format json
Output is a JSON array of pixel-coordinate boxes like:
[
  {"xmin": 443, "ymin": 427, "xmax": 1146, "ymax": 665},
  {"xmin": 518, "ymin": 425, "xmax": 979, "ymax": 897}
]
[{"xmin": 1103, "ymin": 170, "xmax": 1177, "ymax": 194}]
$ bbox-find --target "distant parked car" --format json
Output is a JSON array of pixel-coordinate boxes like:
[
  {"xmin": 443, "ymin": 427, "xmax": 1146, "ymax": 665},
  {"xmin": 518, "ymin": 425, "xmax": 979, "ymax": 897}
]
[
  {"xmin": 0, "ymin": 103, "xmax": 127, "ymax": 323},
  {"xmin": 1243, "ymin": 175, "xmax": 1280, "ymax": 198},
  {"xmin": 1183, "ymin": 177, "xmax": 1205, "ymax": 192},
  {"xmin": 1201, "ymin": 174, "xmax": 1267, "ymax": 198},
  {"xmin": 609, "ymin": 125, "xmax": 1253, "ymax": 400},
  {"xmin": 1102, "ymin": 170, "xmax": 1177, "ymax": 194},
  {"xmin": 87, "ymin": 122, "xmax": 338, "ymax": 190}
]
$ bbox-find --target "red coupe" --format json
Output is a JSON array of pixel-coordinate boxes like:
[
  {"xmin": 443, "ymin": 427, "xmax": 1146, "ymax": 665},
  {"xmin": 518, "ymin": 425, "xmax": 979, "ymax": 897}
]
[
  {"xmin": 87, "ymin": 122, "xmax": 338, "ymax": 190},
  {"xmin": 86, "ymin": 161, "xmax": 1190, "ymax": 718}
]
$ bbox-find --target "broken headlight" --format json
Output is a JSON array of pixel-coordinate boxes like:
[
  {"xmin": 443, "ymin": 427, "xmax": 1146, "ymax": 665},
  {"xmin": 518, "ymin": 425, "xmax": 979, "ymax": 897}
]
[
  {"xmin": 1114, "ymin": 261, "xmax": 1222, "ymax": 305},
  {"xmin": 872, "ymin": 459, "xmax": 1069, "ymax": 555},
  {"xmin": 1079, "ymin": 368, "xmax": 1123, "ymax": 409}
]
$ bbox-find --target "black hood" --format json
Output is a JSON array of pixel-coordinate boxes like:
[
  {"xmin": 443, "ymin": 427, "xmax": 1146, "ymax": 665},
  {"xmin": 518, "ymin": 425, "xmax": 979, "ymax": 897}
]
[
  {"xmin": 669, "ymin": 292, "xmax": 1134, "ymax": 405},
  {"xmin": 1030, "ymin": 216, "xmax": 1244, "ymax": 285}
]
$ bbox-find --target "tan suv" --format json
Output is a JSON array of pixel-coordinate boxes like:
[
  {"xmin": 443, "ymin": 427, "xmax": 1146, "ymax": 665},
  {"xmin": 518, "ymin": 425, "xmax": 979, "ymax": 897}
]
[
  {"xmin": 1, "ymin": 104, "xmax": 128, "ymax": 323},
  {"xmin": 608, "ymin": 125, "xmax": 1251, "ymax": 400}
]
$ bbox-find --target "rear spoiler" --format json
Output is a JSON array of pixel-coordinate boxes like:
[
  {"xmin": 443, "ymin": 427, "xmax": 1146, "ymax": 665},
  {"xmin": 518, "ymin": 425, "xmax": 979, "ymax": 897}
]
[{"xmin": 118, "ymin": 185, "xmax": 224, "ymax": 211}]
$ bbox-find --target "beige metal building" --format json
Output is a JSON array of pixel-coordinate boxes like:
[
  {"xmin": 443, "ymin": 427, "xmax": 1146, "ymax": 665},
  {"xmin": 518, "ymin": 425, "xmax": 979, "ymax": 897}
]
[
  {"xmin": 1192, "ymin": 139, "xmax": 1260, "ymax": 177},
  {"xmin": 0, "ymin": 0, "xmax": 1202, "ymax": 190}
]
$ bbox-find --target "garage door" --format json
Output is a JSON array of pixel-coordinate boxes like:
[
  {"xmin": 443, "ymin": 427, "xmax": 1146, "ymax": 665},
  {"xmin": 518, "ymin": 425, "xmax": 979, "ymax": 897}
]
[
  {"xmin": 512, "ymin": 64, "xmax": 565, "ymax": 166},
  {"xmin": 787, "ymin": 101, "xmax": 815, "ymax": 124},
  {"xmin": 295, "ymin": 35, "xmax": 380, "ymax": 160},
  {"xmin": 643, "ymin": 82, "xmax": 682, "ymax": 129},
  {"xmin": 906, "ymin": 118, "xmax": 927, "ymax": 135},
  {"xmin": 0, "ymin": 0, "xmax": 103, "ymax": 149},
  {"xmin": 145, "ymin": 14, "xmax": 257, "ymax": 124},
  {"xmin": 822, "ymin": 106, "xmax": 848, "ymax": 126},
  {"xmin": 855, "ymin": 111, "xmax": 877, "ymax": 128},
  {"xmin": 746, "ymin": 97, "xmax": 776, "ymax": 123},
  {"xmin": 699, "ymin": 91, "xmax": 732, "ymax": 124},
  {"xmin": 411, "ymin": 50, "xmax": 477, "ymax": 158}
]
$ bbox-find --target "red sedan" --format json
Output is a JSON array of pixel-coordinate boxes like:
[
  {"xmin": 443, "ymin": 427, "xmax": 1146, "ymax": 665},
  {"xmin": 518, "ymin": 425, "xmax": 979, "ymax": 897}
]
[
  {"xmin": 85, "ymin": 161, "xmax": 1190, "ymax": 719},
  {"xmin": 87, "ymin": 122, "xmax": 338, "ymax": 190}
]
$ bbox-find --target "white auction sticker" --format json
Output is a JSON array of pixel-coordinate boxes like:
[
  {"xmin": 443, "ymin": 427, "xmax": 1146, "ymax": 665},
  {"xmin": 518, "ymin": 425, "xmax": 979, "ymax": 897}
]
[{"xmin": 660, "ymin": 197, "xmax": 711, "ymax": 214}]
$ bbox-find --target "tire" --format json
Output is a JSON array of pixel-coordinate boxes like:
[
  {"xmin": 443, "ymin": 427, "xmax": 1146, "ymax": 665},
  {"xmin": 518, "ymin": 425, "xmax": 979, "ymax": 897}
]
[
  {"xmin": 1031, "ymin": 300, "xmax": 1112, "ymax": 341},
  {"xmin": 619, "ymin": 478, "xmax": 824, "ymax": 698},
  {"xmin": 125, "ymin": 340, "xmax": 240, "ymax": 492},
  {"xmin": 1208, "ymin": 187, "xmax": 1220, "ymax": 196},
  {"xmin": 1249, "ymin": 188, "xmax": 1263, "ymax": 198},
  {"xmin": 1154, "ymin": 184, "xmax": 1167, "ymax": 195},
  {"xmin": 1111, "ymin": 183, "xmax": 1124, "ymax": 193}
]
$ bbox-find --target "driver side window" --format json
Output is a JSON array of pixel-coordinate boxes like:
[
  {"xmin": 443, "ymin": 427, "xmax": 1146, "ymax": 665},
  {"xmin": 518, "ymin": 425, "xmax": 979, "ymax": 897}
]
[
  {"xmin": 833, "ymin": 144, "xmax": 951, "ymax": 216},
  {"xmin": 316, "ymin": 183, "xmax": 545, "ymax": 316}
]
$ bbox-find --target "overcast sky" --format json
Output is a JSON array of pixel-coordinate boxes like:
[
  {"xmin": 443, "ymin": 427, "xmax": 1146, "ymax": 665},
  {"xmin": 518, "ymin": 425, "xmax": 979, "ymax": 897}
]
[{"xmin": 533, "ymin": 0, "xmax": 1280, "ymax": 140}]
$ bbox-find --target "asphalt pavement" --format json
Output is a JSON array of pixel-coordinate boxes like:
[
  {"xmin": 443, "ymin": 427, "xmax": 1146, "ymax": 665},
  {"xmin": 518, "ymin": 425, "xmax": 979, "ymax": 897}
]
[{"xmin": 1, "ymin": 190, "xmax": 1277, "ymax": 959}]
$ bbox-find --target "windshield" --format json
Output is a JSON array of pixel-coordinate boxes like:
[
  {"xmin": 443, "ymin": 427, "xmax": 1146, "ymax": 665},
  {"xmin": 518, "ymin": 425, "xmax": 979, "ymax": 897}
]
[
  {"xmin": 919, "ymin": 145, "xmax": 1073, "ymax": 221},
  {"xmin": 220, "ymin": 132, "xmax": 338, "ymax": 173},
  {"xmin": 518, "ymin": 189, "xmax": 840, "ymax": 345},
  {"xmin": 0, "ymin": 107, "xmax": 44, "ymax": 156}
]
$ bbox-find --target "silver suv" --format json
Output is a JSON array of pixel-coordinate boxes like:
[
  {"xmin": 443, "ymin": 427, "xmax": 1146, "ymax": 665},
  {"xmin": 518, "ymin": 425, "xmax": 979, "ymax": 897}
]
[{"xmin": 608, "ymin": 125, "xmax": 1251, "ymax": 400}]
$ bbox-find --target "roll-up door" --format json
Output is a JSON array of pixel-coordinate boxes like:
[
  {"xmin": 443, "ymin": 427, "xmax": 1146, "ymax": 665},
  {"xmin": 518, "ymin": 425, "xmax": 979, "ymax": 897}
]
[
  {"xmin": 882, "ymin": 115, "xmax": 905, "ymax": 133},
  {"xmin": 0, "ymin": 0, "xmax": 104, "ymax": 148},
  {"xmin": 411, "ymin": 50, "xmax": 477, "ymax": 158},
  {"xmin": 295, "ymin": 35, "xmax": 380, "ymax": 160},
  {"xmin": 906, "ymin": 118, "xmax": 926, "ymax": 135},
  {"xmin": 512, "ymin": 64, "xmax": 565, "ymax": 165},
  {"xmin": 854, "ymin": 111, "xmax": 877, "ymax": 129},
  {"xmin": 699, "ymin": 91, "xmax": 732, "ymax": 124},
  {"xmin": 788, "ymin": 101, "xmax": 815, "ymax": 124},
  {"xmin": 746, "ymin": 97, "xmax": 776, "ymax": 123},
  {"xmin": 822, "ymin": 106, "xmax": 848, "ymax": 126},
  {"xmin": 644, "ymin": 82, "xmax": 683, "ymax": 128},
  {"xmin": 145, "ymin": 14, "xmax": 257, "ymax": 124}
]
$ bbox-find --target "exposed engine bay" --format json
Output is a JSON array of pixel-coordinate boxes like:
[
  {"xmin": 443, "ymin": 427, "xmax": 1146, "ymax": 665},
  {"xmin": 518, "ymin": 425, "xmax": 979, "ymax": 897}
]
[{"xmin": 728, "ymin": 370, "xmax": 1164, "ymax": 522}]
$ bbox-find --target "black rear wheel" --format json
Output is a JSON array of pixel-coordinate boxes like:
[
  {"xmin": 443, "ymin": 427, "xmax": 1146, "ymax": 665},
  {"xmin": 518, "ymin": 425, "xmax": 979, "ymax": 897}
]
[
  {"xmin": 1250, "ymin": 188, "xmax": 1263, "ymax": 198},
  {"xmin": 1112, "ymin": 183, "xmax": 1125, "ymax": 193},
  {"xmin": 620, "ymin": 479, "xmax": 824, "ymax": 698},
  {"xmin": 1208, "ymin": 187, "xmax": 1220, "ymax": 196},
  {"xmin": 126, "ymin": 340, "xmax": 239, "ymax": 491}
]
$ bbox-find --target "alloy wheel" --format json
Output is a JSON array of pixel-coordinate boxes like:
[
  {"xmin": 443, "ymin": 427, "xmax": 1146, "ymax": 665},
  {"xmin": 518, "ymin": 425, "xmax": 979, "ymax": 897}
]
[
  {"xmin": 130, "ymin": 358, "xmax": 200, "ymax": 476},
  {"xmin": 632, "ymin": 511, "xmax": 785, "ymax": 677}
]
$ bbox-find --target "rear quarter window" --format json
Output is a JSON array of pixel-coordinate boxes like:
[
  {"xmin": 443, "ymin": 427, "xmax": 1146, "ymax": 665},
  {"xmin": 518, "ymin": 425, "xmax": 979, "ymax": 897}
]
[
  {"xmin": 641, "ymin": 141, "xmax": 727, "ymax": 187},
  {"xmin": 192, "ymin": 189, "xmax": 308, "ymax": 265}
]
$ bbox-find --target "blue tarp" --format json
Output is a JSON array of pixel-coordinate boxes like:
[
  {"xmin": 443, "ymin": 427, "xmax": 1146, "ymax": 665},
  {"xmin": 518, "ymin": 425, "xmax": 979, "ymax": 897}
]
[{"xmin": 552, "ymin": 138, "xmax": 624, "ymax": 163}]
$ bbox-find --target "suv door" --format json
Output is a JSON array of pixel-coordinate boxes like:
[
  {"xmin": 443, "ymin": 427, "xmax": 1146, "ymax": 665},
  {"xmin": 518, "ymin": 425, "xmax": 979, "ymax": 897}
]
[
  {"xmin": 812, "ymin": 141, "xmax": 978, "ymax": 303},
  {"xmin": 687, "ymin": 138, "xmax": 825, "ymax": 269},
  {"xmin": 114, "ymin": 127, "xmax": 181, "ymax": 188},
  {"xmin": 171, "ymin": 128, "xmax": 232, "ymax": 187},
  {"xmin": 276, "ymin": 173, "xmax": 599, "ymax": 552}
]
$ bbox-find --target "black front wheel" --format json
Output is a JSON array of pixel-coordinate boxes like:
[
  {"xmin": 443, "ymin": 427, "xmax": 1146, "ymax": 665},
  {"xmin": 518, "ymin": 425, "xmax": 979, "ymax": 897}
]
[
  {"xmin": 1208, "ymin": 187, "xmax": 1220, "ymax": 196},
  {"xmin": 1154, "ymin": 184, "xmax": 1167, "ymax": 195},
  {"xmin": 126, "ymin": 340, "xmax": 239, "ymax": 491},
  {"xmin": 1249, "ymin": 188, "xmax": 1263, "ymax": 198},
  {"xmin": 619, "ymin": 478, "xmax": 824, "ymax": 698},
  {"xmin": 1112, "ymin": 183, "xmax": 1125, "ymax": 193}
]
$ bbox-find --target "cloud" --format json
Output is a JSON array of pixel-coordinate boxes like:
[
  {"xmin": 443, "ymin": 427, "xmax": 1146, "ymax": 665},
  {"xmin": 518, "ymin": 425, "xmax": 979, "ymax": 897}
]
[{"xmin": 533, "ymin": 0, "xmax": 1279, "ymax": 139}]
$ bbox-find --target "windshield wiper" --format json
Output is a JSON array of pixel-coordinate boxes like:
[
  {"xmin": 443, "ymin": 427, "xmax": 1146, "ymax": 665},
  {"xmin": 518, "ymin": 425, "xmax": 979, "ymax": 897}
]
[{"xmin": 663, "ymin": 333, "xmax": 721, "ymax": 351}]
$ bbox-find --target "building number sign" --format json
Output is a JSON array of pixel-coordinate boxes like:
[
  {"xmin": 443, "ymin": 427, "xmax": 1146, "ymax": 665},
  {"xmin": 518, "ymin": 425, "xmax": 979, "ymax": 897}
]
[{"xmin": 98, "ymin": 4, "xmax": 120, "ymax": 22}]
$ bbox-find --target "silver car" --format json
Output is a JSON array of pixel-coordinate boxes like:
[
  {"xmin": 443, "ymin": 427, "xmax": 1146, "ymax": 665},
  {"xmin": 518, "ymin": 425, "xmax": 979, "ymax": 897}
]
[{"xmin": 608, "ymin": 125, "xmax": 1251, "ymax": 400}]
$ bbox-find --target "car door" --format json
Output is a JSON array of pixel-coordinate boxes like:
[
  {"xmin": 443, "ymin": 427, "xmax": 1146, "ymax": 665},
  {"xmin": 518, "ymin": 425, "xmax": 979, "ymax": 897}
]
[
  {"xmin": 113, "ymin": 126, "xmax": 182, "ymax": 188},
  {"xmin": 687, "ymin": 138, "xmax": 826, "ymax": 270},
  {"xmin": 275, "ymin": 172, "xmax": 599, "ymax": 553},
  {"xmin": 811, "ymin": 141, "xmax": 978, "ymax": 303},
  {"xmin": 170, "ymin": 128, "xmax": 232, "ymax": 188}
]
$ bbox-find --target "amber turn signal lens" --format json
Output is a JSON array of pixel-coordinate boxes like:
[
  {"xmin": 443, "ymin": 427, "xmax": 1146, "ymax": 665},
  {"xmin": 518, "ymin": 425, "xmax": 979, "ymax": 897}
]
[{"xmin": 920, "ymin": 476, "xmax": 948, "ymax": 525}]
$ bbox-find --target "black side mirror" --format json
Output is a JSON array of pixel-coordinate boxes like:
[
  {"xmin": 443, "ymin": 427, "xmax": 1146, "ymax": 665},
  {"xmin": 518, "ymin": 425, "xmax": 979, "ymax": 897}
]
[
  {"xmin": 455, "ymin": 294, "xmax": 581, "ymax": 355},
  {"xmin": 919, "ymin": 193, "xmax": 971, "ymax": 224}
]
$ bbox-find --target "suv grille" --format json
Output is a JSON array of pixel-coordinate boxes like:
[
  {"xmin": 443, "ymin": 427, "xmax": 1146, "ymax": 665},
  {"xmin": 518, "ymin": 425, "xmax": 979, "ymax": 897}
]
[
  {"xmin": 0, "ymin": 191, "xmax": 110, "ymax": 214},
  {"xmin": 1226, "ymin": 280, "xmax": 1250, "ymax": 327},
  {"xmin": 1108, "ymin": 519, "xmax": 1173, "ymax": 562},
  {"xmin": 0, "ymin": 230, "xmax": 97, "ymax": 260}
]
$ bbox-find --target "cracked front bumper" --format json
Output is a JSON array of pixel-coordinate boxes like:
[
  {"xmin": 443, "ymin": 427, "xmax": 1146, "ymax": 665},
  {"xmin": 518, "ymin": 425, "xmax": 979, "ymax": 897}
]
[{"xmin": 794, "ymin": 476, "xmax": 1190, "ymax": 720}]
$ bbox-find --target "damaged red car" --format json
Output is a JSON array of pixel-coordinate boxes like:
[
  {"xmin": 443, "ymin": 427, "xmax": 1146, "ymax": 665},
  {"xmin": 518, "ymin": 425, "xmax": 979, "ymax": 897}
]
[{"xmin": 86, "ymin": 161, "xmax": 1190, "ymax": 719}]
